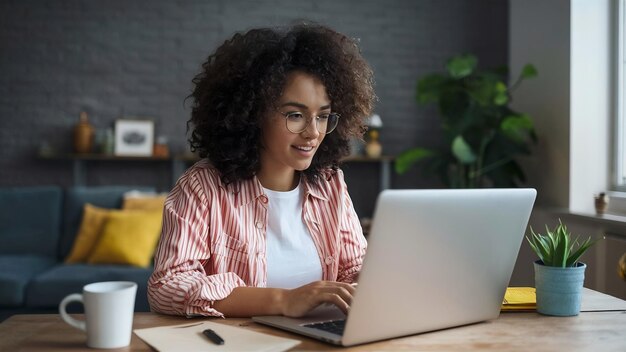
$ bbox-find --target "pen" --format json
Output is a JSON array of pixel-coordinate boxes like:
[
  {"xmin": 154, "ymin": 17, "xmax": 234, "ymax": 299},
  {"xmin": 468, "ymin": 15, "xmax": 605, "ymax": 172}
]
[{"xmin": 202, "ymin": 329, "xmax": 225, "ymax": 345}]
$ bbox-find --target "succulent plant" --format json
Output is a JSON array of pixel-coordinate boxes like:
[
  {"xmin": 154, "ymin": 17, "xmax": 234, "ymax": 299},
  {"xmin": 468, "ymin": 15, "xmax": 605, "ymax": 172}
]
[{"xmin": 526, "ymin": 220, "xmax": 598, "ymax": 268}]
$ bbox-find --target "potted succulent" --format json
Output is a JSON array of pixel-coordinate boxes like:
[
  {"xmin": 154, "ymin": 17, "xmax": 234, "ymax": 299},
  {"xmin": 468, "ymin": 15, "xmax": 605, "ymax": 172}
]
[
  {"xmin": 395, "ymin": 54, "xmax": 537, "ymax": 188},
  {"xmin": 526, "ymin": 220, "xmax": 599, "ymax": 316}
]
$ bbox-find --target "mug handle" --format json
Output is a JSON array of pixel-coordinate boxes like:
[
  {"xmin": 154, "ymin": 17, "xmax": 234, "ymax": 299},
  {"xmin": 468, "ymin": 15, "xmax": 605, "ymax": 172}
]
[{"xmin": 59, "ymin": 293, "xmax": 86, "ymax": 331}]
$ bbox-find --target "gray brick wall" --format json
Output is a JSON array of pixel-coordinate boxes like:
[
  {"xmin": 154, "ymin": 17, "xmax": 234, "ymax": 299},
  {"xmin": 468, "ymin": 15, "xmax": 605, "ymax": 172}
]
[{"xmin": 0, "ymin": 0, "xmax": 508, "ymax": 216}]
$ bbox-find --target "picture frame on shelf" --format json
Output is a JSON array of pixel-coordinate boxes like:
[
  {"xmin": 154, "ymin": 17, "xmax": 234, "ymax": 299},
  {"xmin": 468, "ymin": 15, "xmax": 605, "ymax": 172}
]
[{"xmin": 114, "ymin": 119, "xmax": 154, "ymax": 157}]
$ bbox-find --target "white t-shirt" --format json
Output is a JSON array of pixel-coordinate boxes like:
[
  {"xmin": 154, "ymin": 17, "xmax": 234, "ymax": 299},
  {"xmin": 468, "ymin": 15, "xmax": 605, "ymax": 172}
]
[{"xmin": 264, "ymin": 183, "xmax": 323, "ymax": 289}]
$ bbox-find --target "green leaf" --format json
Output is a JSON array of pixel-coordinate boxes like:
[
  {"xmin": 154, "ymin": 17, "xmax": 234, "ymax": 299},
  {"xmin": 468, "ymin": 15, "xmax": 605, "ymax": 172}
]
[
  {"xmin": 394, "ymin": 148, "xmax": 434, "ymax": 174},
  {"xmin": 470, "ymin": 84, "xmax": 492, "ymax": 107},
  {"xmin": 417, "ymin": 74, "xmax": 447, "ymax": 105},
  {"xmin": 492, "ymin": 81, "xmax": 509, "ymax": 105},
  {"xmin": 447, "ymin": 55, "xmax": 477, "ymax": 79},
  {"xmin": 466, "ymin": 74, "xmax": 500, "ymax": 107},
  {"xmin": 451, "ymin": 135, "xmax": 477, "ymax": 164},
  {"xmin": 501, "ymin": 114, "xmax": 534, "ymax": 142},
  {"xmin": 534, "ymin": 232, "xmax": 553, "ymax": 264},
  {"xmin": 493, "ymin": 92, "xmax": 508, "ymax": 106},
  {"xmin": 526, "ymin": 236, "xmax": 545, "ymax": 263},
  {"xmin": 521, "ymin": 64, "xmax": 538, "ymax": 79},
  {"xmin": 566, "ymin": 237, "xmax": 598, "ymax": 267},
  {"xmin": 554, "ymin": 223, "xmax": 569, "ymax": 267},
  {"xmin": 527, "ymin": 225, "xmax": 558, "ymax": 264}
]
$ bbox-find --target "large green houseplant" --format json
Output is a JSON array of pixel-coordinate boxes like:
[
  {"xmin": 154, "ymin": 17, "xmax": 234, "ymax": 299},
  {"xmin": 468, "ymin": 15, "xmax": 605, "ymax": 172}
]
[
  {"xmin": 527, "ymin": 221, "xmax": 600, "ymax": 316},
  {"xmin": 395, "ymin": 54, "xmax": 538, "ymax": 188}
]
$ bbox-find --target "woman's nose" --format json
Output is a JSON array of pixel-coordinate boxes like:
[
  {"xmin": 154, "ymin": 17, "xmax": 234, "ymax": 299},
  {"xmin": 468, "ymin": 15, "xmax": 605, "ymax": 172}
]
[{"xmin": 302, "ymin": 117, "xmax": 321, "ymax": 138}]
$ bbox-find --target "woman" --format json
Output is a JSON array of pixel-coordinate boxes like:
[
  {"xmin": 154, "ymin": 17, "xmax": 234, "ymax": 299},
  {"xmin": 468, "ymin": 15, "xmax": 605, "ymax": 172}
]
[{"xmin": 148, "ymin": 23, "xmax": 376, "ymax": 318}]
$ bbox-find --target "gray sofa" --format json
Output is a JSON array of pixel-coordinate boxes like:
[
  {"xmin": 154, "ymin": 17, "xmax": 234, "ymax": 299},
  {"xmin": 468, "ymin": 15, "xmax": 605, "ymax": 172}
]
[{"xmin": 0, "ymin": 185, "xmax": 156, "ymax": 321}]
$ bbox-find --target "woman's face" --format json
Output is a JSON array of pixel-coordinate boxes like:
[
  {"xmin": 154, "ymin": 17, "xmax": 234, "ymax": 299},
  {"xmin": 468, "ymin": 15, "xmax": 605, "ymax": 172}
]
[{"xmin": 259, "ymin": 70, "xmax": 330, "ymax": 177}]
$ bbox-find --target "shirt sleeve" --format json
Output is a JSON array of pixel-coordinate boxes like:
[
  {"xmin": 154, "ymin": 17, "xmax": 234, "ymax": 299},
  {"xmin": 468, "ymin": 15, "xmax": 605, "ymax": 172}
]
[
  {"xmin": 336, "ymin": 170, "xmax": 368, "ymax": 283},
  {"xmin": 147, "ymin": 171, "xmax": 246, "ymax": 317}
]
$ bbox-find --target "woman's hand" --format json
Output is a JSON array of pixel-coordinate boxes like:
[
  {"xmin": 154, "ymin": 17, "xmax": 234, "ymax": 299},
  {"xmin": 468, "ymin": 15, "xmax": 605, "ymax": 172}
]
[{"xmin": 280, "ymin": 281, "xmax": 356, "ymax": 318}]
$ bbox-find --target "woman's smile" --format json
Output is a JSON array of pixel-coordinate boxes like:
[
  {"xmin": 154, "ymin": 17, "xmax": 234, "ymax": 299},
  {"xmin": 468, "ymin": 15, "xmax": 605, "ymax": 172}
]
[{"xmin": 292, "ymin": 144, "xmax": 316, "ymax": 155}]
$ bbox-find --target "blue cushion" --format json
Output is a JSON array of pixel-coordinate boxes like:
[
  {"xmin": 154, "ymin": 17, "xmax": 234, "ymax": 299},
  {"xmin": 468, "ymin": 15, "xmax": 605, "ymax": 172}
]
[
  {"xmin": 0, "ymin": 186, "xmax": 63, "ymax": 256},
  {"xmin": 25, "ymin": 264, "xmax": 152, "ymax": 311},
  {"xmin": 0, "ymin": 255, "xmax": 57, "ymax": 307},
  {"xmin": 59, "ymin": 186, "xmax": 154, "ymax": 260}
]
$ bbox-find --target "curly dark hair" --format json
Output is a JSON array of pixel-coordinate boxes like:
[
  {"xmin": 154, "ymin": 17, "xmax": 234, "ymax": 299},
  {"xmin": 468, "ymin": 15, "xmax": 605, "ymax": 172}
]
[{"xmin": 188, "ymin": 23, "xmax": 376, "ymax": 185}]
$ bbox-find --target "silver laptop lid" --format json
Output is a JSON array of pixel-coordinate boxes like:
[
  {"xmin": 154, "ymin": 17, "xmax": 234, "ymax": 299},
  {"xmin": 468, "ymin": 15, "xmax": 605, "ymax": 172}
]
[
  {"xmin": 341, "ymin": 188, "xmax": 536, "ymax": 346},
  {"xmin": 252, "ymin": 188, "xmax": 536, "ymax": 346}
]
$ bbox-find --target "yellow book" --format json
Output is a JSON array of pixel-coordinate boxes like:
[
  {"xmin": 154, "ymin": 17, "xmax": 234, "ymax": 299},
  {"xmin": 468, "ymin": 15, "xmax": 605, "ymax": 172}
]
[{"xmin": 501, "ymin": 287, "xmax": 536, "ymax": 311}]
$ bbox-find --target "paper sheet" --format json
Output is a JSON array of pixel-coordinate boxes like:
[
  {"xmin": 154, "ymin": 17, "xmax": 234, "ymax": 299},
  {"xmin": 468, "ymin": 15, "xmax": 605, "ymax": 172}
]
[{"xmin": 134, "ymin": 321, "xmax": 300, "ymax": 352}]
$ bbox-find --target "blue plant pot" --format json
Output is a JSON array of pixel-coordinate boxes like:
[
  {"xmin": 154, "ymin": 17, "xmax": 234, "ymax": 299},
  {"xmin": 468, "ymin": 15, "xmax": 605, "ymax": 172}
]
[{"xmin": 534, "ymin": 260, "xmax": 586, "ymax": 316}]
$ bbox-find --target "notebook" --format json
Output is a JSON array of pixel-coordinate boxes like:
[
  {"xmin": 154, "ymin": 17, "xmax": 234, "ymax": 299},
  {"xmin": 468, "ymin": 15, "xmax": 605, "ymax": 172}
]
[
  {"xmin": 502, "ymin": 287, "xmax": 536, "ymax": 311},
  {"xmin": 134, "ymin": 321, "xmax": 300, "ymax": 352},
  {"xmin": 253, "ymin": 188, "xmax": 537, "ymax": 346}
]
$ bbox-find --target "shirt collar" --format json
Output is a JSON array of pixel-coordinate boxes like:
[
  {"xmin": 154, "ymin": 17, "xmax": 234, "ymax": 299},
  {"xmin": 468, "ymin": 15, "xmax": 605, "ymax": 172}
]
[
  {"xmin": 302, "ymin": 174, "xmax": 330, "ymax": 202},
  {"xmin": 231, "ymin": 173, "xmax": 330, "ymax": 207},
  {"xmin": 232, "ymin": 176, "xmax": 265, "ymax": 208}
]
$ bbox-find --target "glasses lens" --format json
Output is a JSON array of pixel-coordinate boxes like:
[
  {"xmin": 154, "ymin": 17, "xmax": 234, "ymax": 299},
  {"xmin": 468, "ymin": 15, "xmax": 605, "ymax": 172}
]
[
  {"xmin": 283, "ymin": 112, "xmax": 340, "ymax": 134},
  {"xmin": 285, "ymin": 112, "xmax": 306, "ymax": 133},
  {"xmin": 324, "ymin": 113, "xmax": 339, "ymax": 134}
]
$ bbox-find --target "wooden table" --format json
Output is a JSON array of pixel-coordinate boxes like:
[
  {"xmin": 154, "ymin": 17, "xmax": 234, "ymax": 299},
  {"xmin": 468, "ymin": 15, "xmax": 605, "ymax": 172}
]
[{"xmin": 1, "ymin": 288, "xmax": 625, "ymax": 351}]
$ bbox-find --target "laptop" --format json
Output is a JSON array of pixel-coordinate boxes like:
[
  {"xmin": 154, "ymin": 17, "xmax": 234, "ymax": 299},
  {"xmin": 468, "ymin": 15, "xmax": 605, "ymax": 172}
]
[{"xmin": 252, "ymin": 188, "xmax": 537, "ymax": 346}]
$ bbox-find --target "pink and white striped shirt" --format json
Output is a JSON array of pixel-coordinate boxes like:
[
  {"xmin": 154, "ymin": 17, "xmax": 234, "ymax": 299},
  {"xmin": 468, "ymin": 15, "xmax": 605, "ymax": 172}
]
[{"xmin": 147, "ymin": 159, "xmax": 367, "ymax": 317}]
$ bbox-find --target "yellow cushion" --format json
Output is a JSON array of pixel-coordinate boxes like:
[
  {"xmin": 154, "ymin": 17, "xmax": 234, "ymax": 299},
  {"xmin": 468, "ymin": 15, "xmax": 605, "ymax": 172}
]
[
  {"xmin": 86, "ymin": 210, "xmax": 163, "ymax": 267},
  {"xmin": 65, "ymin": 204, "xmax": 110, "ymax": 263},
  {"xmin": 122, "ymin": 194, "xmax": 167, "ymax": 211}
]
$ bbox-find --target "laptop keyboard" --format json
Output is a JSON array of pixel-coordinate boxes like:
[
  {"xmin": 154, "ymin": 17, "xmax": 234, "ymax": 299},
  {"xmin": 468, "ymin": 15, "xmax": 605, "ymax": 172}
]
[{"xmin": 302, "ymin": 319, "xmax": 346, "ymax": 335}]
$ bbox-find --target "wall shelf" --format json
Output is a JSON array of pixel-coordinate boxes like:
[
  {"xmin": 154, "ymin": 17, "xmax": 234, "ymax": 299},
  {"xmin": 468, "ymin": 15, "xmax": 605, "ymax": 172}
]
[
  {"xmin": 38, "ymin": 153, "xmax": 196, "ymax": 188},
  {"xmin": 38, "ymin": 153, "xmax": 394, "ymax": 192}
]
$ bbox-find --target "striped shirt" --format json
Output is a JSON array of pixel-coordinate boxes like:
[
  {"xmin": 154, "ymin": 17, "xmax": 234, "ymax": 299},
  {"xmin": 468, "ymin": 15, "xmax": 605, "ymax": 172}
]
[{"xmin": 147, "ymin": 159, "xmax": 367, "ymax": 317}]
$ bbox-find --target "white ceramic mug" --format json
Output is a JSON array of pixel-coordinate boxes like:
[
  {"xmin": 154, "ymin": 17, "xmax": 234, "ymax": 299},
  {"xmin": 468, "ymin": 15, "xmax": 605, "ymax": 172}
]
[{"xmin": 59, "ymin": 281, "xmax": 137, "ymax": 349}]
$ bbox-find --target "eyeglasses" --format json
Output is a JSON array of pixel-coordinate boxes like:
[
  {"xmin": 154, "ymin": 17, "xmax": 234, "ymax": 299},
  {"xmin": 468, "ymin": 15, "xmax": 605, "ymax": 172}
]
[{"xmin": 277, "ymin": 110, "xmax": 340, "ymax": 134}]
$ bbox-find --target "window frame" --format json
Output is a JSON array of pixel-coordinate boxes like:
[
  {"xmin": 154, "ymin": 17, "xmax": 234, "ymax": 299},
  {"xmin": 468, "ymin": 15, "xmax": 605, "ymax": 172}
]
[{"xmin": 614, "ymin": 0, "xmax": 626, "ymax": 191}]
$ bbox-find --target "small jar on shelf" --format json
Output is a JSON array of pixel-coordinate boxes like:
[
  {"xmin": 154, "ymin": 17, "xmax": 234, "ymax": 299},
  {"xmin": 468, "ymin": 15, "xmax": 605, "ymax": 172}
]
[{"xmin": 73, "ymin": 112, "xmax": 94, "ymax": 154}]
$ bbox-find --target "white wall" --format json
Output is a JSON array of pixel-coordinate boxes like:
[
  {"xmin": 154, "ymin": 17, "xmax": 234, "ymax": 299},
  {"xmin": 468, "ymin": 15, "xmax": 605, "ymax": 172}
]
[
  {"xmin": 509, "ymin": 0, "xmax": 571, "ymax": 208},
  {"xmin": 570, "ymin": 0, "xmax": 612, "ymax": 213},
  {"xmin": 510, "ymin": 0, "xmax": 612, "ymax": 211},
  {"xmin": 509, "ymin": 0, "xmax": 624, "ymax": 299}
]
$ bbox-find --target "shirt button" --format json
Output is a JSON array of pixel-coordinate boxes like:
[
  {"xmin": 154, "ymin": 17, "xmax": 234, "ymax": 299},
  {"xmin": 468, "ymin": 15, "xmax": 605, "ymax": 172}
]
[
  {"xmin": 259, "ymin": 195, "xmax": 268, "ymax": 204},
  {"xmin": 256, "ymin": 221, "xmax": 264, "ymax": 229},
  {"xmin": 325, "ymin": 256, "xmax": 334, "ymax": 265}
]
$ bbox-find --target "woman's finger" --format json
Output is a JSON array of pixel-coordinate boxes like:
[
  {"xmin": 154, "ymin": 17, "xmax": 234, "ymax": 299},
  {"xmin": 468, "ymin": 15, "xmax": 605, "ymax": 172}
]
[{"xmin": 321, "ymin": 292, "xmax": 350, "ymax": 314}]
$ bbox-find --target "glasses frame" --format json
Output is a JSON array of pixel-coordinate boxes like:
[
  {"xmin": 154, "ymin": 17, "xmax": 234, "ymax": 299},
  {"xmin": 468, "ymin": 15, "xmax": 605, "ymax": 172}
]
[{"xmin": 277, "ymin": 110, "xmax": 341, "ymax": 135}]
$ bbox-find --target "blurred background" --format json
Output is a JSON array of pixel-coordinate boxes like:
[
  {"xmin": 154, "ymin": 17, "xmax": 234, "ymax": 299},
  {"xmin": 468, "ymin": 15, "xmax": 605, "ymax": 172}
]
[
  {"xmin": 0, "ymin": 0, "xmax": 507, "ymax": 215},
  {"xmin": 0, "ymin": 0, "xmax": 624, "ymax": 304}
]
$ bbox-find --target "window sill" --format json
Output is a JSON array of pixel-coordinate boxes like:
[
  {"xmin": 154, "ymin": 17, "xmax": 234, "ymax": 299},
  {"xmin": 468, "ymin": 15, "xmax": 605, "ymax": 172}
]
[
  {"xmin": 563, "ymin": 210, "xmax": 626, "ymax": 227},
  {"xmin": 544, "ymin": 207, "xmax": 626, "ymax": 239},
  {"xmin": 608, "ymin": 191, "xmax": 626, "ymax": 215}
]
